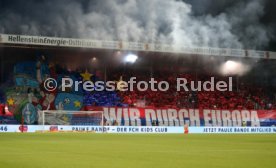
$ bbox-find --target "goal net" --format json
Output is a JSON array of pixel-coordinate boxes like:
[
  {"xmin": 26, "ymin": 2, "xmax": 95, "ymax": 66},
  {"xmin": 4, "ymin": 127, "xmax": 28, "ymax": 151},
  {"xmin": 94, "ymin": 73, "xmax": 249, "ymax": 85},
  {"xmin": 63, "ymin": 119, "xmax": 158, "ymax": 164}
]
[{"xmin": 38, "ymin": 110, "xmax": 104, "ymax": 132}]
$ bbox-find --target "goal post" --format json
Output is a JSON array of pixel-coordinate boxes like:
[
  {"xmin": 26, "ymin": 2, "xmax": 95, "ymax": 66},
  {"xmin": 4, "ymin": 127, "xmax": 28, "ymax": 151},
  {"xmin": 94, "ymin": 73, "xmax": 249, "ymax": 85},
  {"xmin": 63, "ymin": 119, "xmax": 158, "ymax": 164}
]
[{"xmin": 38, "ymin": 110, "xmax": 104, "ymax": 132}]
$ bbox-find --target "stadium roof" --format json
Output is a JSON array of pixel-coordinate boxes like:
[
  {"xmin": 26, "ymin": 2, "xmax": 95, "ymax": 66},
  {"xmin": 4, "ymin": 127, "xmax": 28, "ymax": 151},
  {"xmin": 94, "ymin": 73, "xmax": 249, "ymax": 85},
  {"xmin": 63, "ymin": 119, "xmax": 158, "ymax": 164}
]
[{"xmin": 0, "ymin": 33, "xmax": 276, "ymax": 59}]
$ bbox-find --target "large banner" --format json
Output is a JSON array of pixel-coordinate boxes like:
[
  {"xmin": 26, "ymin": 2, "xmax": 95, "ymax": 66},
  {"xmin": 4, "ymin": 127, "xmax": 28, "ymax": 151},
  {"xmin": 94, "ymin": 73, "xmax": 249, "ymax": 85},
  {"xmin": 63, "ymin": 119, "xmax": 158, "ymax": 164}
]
[{"xmin": 89, "ymin": 107, "xmax": 276, "ymax": 127}]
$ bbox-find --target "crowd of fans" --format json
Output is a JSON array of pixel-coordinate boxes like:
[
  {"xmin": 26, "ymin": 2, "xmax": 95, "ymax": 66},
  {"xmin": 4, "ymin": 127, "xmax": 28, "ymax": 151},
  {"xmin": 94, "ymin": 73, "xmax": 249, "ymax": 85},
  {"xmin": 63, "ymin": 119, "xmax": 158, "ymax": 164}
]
[
  {"xmin": 1, "ymin": 70, "xmax": 275, "ymax": 117},
  {"xmin": 114, "ymin": 71, "xmax": 276, "ymax": 110}
]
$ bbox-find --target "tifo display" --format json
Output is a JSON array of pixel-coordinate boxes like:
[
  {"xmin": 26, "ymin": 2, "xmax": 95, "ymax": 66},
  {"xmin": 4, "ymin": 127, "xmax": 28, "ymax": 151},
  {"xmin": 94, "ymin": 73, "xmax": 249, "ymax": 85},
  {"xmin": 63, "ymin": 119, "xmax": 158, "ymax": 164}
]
[{"xmin": 0, "ymin": 40, "xmax": 275, "ymax": 131}]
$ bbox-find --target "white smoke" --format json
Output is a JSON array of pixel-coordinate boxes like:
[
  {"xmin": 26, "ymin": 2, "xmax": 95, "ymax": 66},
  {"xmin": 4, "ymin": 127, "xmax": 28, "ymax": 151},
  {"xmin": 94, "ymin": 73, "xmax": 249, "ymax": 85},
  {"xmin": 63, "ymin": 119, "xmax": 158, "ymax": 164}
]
[{"xmin": 0, "ymin": 0, "xmax": 272, "ymax": 49}]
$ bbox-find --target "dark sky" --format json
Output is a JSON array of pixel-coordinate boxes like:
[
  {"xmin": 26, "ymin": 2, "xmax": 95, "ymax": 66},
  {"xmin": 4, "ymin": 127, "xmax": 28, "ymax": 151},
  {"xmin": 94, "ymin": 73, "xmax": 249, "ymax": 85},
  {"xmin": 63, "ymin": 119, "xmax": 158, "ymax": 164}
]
[{"xmin": 0, "ymin": 0, "xmax": 275, "ymax": 51}]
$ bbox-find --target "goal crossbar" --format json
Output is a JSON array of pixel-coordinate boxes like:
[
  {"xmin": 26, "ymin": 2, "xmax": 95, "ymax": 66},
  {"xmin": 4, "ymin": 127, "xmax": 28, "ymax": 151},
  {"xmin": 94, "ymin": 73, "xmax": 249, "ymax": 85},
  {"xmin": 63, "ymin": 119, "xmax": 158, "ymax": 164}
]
[{"xmin": 38, "ymin": 110, "xmax": 104, "ymax": 132}]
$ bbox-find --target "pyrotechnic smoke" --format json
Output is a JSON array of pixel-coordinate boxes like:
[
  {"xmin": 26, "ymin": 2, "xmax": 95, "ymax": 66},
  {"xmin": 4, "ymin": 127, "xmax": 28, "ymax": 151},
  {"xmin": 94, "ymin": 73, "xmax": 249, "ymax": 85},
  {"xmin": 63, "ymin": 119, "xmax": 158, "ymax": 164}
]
[{"xmin": 0, "ymin": 0, "xmax": 273, "ymax": 49}]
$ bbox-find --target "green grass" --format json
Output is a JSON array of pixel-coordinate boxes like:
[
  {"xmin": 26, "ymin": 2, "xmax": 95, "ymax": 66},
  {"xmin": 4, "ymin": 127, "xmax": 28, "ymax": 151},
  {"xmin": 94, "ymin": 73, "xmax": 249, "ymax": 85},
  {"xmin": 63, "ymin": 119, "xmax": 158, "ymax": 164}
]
[{"xmin": 0, "ymin": 133, "xmax": 276, "ymax": 168}]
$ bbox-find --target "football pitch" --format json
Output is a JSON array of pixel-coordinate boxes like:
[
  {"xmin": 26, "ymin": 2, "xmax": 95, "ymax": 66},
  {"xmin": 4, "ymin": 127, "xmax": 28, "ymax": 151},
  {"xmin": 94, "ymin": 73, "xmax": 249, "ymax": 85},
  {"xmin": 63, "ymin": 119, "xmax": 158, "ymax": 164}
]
[{"xmin": 0, "ymin": 133, "xmax": 275, "ymax": 168}]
